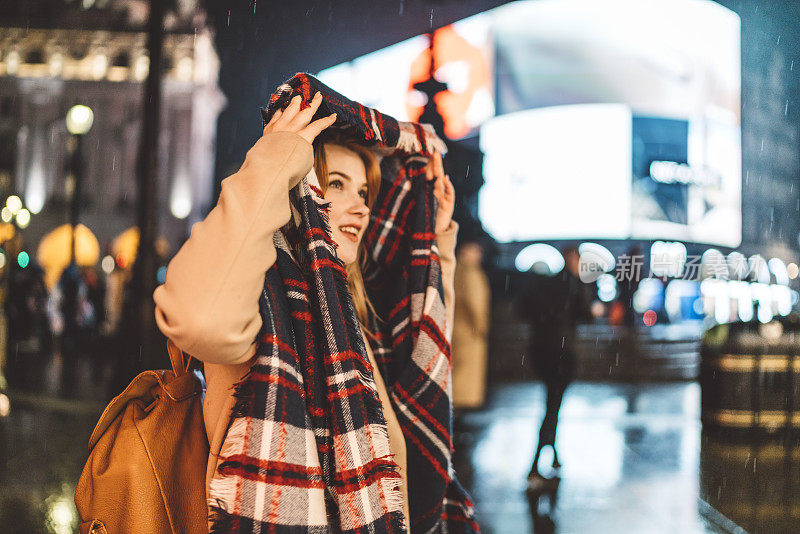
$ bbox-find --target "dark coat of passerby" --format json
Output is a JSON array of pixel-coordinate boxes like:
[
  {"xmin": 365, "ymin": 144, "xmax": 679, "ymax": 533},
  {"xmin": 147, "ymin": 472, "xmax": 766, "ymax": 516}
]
[{"xmin": 519, "ymin": 247, "xmax": 592, "ymax": 482}]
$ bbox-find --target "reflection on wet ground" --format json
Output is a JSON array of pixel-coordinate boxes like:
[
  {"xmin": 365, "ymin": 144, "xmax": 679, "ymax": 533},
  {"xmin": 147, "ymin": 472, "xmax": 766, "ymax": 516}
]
[
  {"xmin": 702, "ymin": 436, "xmax": 800, "ymax": 533},
  {"xmin": 0, "ymin": 393, "xmax": 101, "ymax": 533},
  {"xmin": 2, "ymin": 381, "xmax": 797, "ymax": 533},
  {"xmin": 453, "ymin": 382, "xmax": 736, "ymax": 533}
]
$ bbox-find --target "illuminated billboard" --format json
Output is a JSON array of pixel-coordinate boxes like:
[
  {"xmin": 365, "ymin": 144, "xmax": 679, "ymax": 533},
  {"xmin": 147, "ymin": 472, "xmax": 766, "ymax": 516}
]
[
  {"xmin": 479, "ymin": 105, "xmax": 741, "ymax": 246},
  {"xmin": 481, "ymin": 0, "xmax": 741, "ymax": 247},
  {"xmin": 319, "ymin": 0, "xmax": 741, "ymax": 247}
]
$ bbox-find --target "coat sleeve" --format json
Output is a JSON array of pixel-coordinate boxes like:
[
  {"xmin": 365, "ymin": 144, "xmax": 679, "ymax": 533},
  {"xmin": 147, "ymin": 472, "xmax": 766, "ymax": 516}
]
[
  {"xmin": 435, "ymin": 221, "xmax": 458, "ymax": 341},
  {"xmin": 153, "ymin": 131, "xmax": 314, "ymax": 365}
]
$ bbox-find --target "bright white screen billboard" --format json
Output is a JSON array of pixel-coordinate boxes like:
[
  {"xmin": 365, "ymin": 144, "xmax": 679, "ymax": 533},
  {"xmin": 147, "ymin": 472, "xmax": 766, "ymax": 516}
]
[
  {"xmin": 482, "ymin": 0, "xmax": 741, "ymax": 246},
  {"xmin": 479, "ymin": 105, "xmax": 633, "ymax": 242}
]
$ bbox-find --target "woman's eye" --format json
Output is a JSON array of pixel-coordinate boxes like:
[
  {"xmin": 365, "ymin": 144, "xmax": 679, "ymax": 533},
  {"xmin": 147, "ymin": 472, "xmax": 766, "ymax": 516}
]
[
  {"xmin": 328, "ymin": 178, "xmax": 343, "ymax": 189},
  {"xmin": 359, "ymin": 190, "xmax": 368, "ymax": 200}
]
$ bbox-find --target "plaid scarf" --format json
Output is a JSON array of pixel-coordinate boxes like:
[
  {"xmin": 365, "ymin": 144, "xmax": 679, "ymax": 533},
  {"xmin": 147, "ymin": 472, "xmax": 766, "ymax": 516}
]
[{"xmin": 208, "ymin": 73, "xmax": 479, "ymax": 533}]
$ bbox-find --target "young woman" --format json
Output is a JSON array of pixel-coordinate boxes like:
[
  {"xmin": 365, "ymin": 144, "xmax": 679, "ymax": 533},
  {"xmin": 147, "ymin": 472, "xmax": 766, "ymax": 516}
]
[{"xmin": 153, "ymin": 90, "xmax": 458, "ymax": 531}]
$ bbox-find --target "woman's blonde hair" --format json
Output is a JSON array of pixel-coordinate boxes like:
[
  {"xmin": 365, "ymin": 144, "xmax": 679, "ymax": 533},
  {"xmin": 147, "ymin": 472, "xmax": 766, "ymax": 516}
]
[{"xmin": 313, "ymin": 132, "xmax": 381, "ymax": 333}]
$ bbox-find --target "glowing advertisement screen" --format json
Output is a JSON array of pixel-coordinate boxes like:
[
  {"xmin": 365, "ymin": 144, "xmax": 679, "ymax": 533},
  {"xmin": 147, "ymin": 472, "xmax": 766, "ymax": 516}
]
[
  {"xmin": 481, "ymin": 0, "xmax": 741, "ymax": 246},
  {"xmin": 319, "ymin": 0, "xmax": 741, "ymax": 247},
  {"xmin": 479, "ymin": 104, "xmax": 633, "ymax": 242}
]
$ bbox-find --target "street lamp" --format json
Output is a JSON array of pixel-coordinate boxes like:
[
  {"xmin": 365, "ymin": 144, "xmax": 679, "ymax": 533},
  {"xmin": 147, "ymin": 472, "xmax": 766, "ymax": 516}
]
[{"xmin": 65, "ymin": 104, "xmax": 93, "ymax": 265}]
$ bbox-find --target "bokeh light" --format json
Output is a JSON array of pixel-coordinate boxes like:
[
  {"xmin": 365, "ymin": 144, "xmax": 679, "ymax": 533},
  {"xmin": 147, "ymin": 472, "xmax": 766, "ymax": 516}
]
[
  {"xmin": 65, "ymin": 104, "xmax": 94, "ymax": 135},
  {"xmin": 15, "ymin": 208, "xmax": 30, "ymax": 228},
  {"xmin": 5, "ymin": 195, "xmax": 22, "ymax": 214},
  {"xmin": 101, "ymin": 255, "xmax": 115, "ymax": 274}
]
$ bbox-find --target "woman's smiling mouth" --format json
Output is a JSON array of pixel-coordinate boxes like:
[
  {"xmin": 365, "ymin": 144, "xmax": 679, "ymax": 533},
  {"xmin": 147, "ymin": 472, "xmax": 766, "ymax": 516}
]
[{"xmin": 338, "ymin": 225, "xmax": 361, "ymax": 242}]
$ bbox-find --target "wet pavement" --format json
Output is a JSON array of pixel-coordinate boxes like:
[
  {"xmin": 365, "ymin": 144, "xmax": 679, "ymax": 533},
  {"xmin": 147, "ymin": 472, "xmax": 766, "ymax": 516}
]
[
  {"xmin": 0, "ymin": 392, "xmax": 101, "ymax": 534},
  {"xmin": 452, "ymin": 382, "xmax": 739, "ymax": 534},
  {"xmin": 1, "ymin": 380, "xmax": 794, "ymax": 533}
]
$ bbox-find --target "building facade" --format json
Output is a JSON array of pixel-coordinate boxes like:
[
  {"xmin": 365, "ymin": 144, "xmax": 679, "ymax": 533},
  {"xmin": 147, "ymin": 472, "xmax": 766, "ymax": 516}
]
[{"xmin": 0, "ymin": 1, "xmax": 225, "ymax": 259}]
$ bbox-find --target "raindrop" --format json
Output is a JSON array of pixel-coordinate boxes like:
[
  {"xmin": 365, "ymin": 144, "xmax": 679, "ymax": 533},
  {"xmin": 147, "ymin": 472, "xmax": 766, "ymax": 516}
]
[
  {"xmin": 761, "ymin": 139, "xmax": 764, "ymax": 152},
  {"xmin": 227, "ymin": 10, "xmax": 230, "ymax": 26},
  {"xmin": 785, "ymin": 100, "xmax": 789, "ymax": 116},
  {"xmin": 791, "ymin": 60, "xmax": 794, "ymax": 71},
  {"xmin": 399, "ymin": 0, "xmax": 404, "ymax": 15},
  {"xmin": 253, "ymin": 0, "xmax": 256, "ymax": 15},
  {"xmin": 777, "ymin": 35, "xmax": 781, "ymax": 45},
  {"xmin": 430, "ymin": 8, "xmax": 434, "ymax": 27}
]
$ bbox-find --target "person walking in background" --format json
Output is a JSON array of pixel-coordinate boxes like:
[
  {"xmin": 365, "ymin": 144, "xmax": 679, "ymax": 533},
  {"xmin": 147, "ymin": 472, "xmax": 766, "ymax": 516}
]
[
  {"xmin": 519, "ymin": 247, "xmax": 592, "ymax": 484},
  {"xmin": 452, "ymin": 241, "xmax": 491, "ymax": 410}
]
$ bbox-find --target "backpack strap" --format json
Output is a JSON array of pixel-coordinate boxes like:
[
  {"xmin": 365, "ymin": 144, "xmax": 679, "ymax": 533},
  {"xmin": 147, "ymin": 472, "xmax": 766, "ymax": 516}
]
[{"xmin": 166, "ymin": 339, "xmax": 192, "ymax": 376}]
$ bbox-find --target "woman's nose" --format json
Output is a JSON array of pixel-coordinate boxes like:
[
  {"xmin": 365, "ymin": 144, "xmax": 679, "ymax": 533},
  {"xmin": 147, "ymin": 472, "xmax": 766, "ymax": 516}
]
[{"xmin": 348, "ymin": 194, "xmax": 369, "ymax": 216}]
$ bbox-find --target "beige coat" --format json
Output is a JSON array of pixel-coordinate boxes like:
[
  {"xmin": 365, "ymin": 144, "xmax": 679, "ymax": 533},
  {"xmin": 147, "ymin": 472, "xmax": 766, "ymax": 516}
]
[
  {"xmin": 152, "ymin": 131, "xmax": 457, "ymax": 530},
  {"xmin": 451, "ymin": 262, "xmax": 490, "ymax": 409}
]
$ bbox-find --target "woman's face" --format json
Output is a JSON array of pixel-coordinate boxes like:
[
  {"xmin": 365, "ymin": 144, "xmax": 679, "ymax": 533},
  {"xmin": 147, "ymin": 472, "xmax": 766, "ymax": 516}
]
[{"xmin": 323, "ymin": 144, "xmax": 370, "ymax": 266}]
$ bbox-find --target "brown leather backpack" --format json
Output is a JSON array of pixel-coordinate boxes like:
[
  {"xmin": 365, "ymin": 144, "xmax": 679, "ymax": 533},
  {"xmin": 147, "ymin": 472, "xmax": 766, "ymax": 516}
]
[{"xmin": 75, "ymin": 340, "xmax": 208, "ymax": 533}]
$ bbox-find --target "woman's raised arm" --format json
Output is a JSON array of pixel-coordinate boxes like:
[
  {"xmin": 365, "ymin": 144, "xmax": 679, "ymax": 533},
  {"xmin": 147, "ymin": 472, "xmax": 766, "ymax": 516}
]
[
  {"xmin": 154, "ymin": 93, "xmax": 336, "ymax": 365},
  {"xmin": 153, "ymin": 131, "xmax": 314, "ymax": 365}
]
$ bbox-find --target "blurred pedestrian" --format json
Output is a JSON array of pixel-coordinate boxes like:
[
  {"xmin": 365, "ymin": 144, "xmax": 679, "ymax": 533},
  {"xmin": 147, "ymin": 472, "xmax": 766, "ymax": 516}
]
[
  {"xmin": 5, "ymin": 260, "xmax": 50, "ymax": 390},
  {"xmin": 452, "ymin": 241, "xmax": 491, "ymax": 409},
  {"xmin": 519, "ymin": 247, "xmax": 591, "ymax": 483},
  {"xmin": 56, "ymin": 263, "xmax": 103, "ymax": 397}
]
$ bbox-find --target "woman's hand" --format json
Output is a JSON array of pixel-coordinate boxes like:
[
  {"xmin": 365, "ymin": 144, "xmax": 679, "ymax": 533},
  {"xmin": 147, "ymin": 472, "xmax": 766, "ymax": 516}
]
[
  {"xmin": 426, "ymin": 151, "xmax": 455, "ymax": 234},
  {"xmin": 262, "ymin": 92, "xmax": 337, "ymax": 145}
]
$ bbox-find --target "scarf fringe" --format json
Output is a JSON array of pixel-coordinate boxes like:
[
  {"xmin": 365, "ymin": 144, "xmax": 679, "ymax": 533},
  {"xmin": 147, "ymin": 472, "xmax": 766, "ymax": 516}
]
[
  {"xmin": 208, "ymin": 504, "xmax": 236, "ymax": 533},
  {"xmin": 207, "ymin": 415, "xmax": 251, "ymax": 512},
  {"xmin": 206, "ymin": 366, "xmax": 260, "ymax": 529},
  {"xmin": 396, "ymin": 122, "xmax": 448, "ymax": 156}
]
